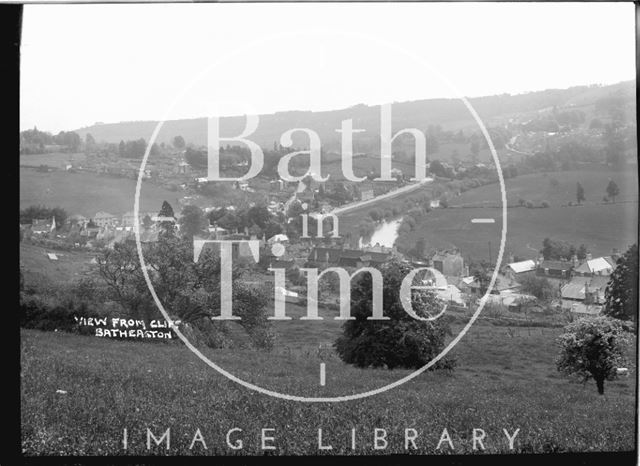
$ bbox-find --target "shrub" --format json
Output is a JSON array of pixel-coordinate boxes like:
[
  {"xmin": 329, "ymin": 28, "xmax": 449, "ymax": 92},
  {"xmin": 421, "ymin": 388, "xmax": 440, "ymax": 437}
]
[
  {"xmin": 20, "ymin": 293, "xmax": 102, "ymax": 336},
  {"xmin": 541, "ymin": 201, "xmax": 550, "ymax": 208},
  {"xmin": 525, "ymin": 201, "xmax": 534, "ymax": 209}
]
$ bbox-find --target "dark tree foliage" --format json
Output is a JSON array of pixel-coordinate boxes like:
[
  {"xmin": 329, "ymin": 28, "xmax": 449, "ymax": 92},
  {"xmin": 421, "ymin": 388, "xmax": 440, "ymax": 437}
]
[
  {"xmin": 98, "ymin": 234, "xmax": 274, "ymax": 349},
  {"xmin": 334, "ymin": 259, "xmax": 455, "ymax": 370},
  {"xmin": 20, "ymin": 205, "xmax": 67, "ymax": 228},
  {"xmin": 604, "ymin": 244, "xmax": 638, "ymax": 327}
]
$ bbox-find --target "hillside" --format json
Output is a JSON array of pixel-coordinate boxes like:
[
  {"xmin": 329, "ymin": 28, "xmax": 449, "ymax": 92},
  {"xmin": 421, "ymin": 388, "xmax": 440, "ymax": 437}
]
[
  {"xmin": 73, "ymin": 81, "xmax": 635, "ymax": 150},
  {"xmin": 21, "ymin": 324, "xmax": 636, "ymax": 455}
]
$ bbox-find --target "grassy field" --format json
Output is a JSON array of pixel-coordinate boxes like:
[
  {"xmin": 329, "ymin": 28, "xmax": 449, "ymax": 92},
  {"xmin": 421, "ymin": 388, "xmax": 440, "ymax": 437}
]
[
  {"xmin": 19, "ymin": 243, "xmax": 101, "ymax": 287},
  {"xmin": 341, "ymin": 168, "xmax": 637, "ymax": 262},
  {"xmin": 21, "ymin": 310, "xmax": 636, "ymax": 455},
  {"xmin": 20, "ymin": 168, "xmax": 182, "ymax": 217},
  {"xmin": 20, "ymin": 152, "xmax": 87, "ymax": 169},
  {"xmin": 451, "ymin": 168, "xmax": 638, "ymax": 207}
]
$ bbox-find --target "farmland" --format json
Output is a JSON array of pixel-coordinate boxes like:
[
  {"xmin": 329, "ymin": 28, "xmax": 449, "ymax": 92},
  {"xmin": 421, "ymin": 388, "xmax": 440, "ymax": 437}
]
[
  {"xmin": 19, "ymin": 243, "xmax": 100, "ymax": 286},
  {"xmin": 21, "ymin": 318, "xmax": 636, "ymax": 455},
  {"xmin": 20, "ymin": 152, "xmax": 87, "ymax": 169},
  {"xmin": 337, "ymin": 168, "xmax": 638, "ymax": 262},
  {"xmin": 20, "ymin": 168, "xmax": 182, "ymax": 217}
]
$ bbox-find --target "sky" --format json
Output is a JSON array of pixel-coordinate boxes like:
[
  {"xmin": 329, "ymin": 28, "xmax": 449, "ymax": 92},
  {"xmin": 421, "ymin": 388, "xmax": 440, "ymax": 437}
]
[{"xmin": 20, "ymin": 2, "xmax": 636, "ymax": 133}]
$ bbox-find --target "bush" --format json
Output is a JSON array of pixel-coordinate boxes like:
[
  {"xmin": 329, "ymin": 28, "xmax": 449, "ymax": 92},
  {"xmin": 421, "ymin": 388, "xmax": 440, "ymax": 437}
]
[
  {"xmin": 519, "ymin": 275, "xmax": 555, "ymax": 300},
  {"xmin": 525, "ymin": 201, "xmax": 534, "ymax": 209},
  {"xmin": 334, "ymin": 259, "xmax": 455, "ymax": 370},
  {"xmin": 20, "ymin": 293, "xmax": 102, "ymax": 336},
  {"xmin": 541, "ymin": 201, "xmax": 550, "ymax": 208}
]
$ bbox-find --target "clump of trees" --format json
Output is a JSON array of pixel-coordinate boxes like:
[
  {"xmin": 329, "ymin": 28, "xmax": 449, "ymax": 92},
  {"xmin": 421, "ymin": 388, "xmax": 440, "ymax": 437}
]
[
  {"xmin": 541, "ymin": 238, "xmax": 588, "ymax": 261},
  {"xmin": 20, "ymin": 205, "xmax": 67, "ymax": 227},
  {"xmin": 519, "ymin": 275, "xmax": 555, "ymax": 301},
  {"xmin": 20, "ymin": 128, "xmax": 81, "ymax": 154},
  {"xmin": 556, "ymin": 316, "xmax": 630, "ymax": 394},
  {"xmin": 334, "ymin": 259, "xmax": 456, "ymax": 371},
  {"xmin": 118, "ymin": 138, "xmax": 158, "ymax": 159},
  {"xmin": 98, "ymin": 232, "xmax": 275, "ymax": 350}
]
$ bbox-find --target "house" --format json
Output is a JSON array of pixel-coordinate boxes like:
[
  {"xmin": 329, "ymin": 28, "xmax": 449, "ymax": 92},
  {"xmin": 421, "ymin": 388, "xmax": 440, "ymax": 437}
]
[
  {"xmin": 208, "ymin": 225, "xmax": 229, "ymax": 238},
  {"xmin": 81, "ymin": 226, "xmax": 101, "ymax": 238},
  {"xmin": 308, "ymin": 247, "xmax": 343, "ymax": 264},
  {"xmin": 430, "ymin": 250, "xmax": 465, "ymax": 278},
  {"xmin": 96, "ymin": 224, "xmax": 116, "ymax": 241},
  {"xmin": 268, "ymin": 234, "xmax": 289, "ymax": 244},
  {"xmin": 505, "ymin": 260, "xmax": 536, "ymax": 281},
  {"xmin": 93, "ymin": 211, "xmax": 117, "ymax": 227},
  {"xmin": 536, "ymin": 260, "xmax": 573, "ymax": 279},
  {"xmin": 275, "ymin": 286, "xmax": 300, "ymax": 303},
  {"xmin": 360, "ymin": 189, "xmax": 374, "ymax": 201},
  {"xmin": 177, "ymin": 161, "xmax": 190, "ymax": 174},
  {"xmin": 122, "ymin": 211, "xmax": 141, "ymax": 228},
  {"xmin": 338, "ymin": 250, "xmax": 390, "ymax": 268},
  {"xmin": 307, "ymin": 246, "xmax": 390, "ymax": 268},
  {"xmin": 430, "ymin": 199, "xmax": 440, "ymax": 209},
  {"xmin": 270, "ymin": 179, "xmax": 284, "ymax": 191},
  {"xmin": 573, "ymin": 255, "xmax": 617, "ymax": 277},
  {"xmin": 481, "ymin": 292, "xmax": 536, "ymax": 308},
  {"xmin": 234, "ymin": 181, "xmax": 250, "ymax": 191},
  {"xmin": 561, "ymin": 275, "xmax": 609, "ymax": 306},
  {"xmin": 31, "ymin": 217, "xmax": 56, "ymax": 235},
  {"xmin": 68, "ymin": 214, "xmax": 89, "ymax": 227}
]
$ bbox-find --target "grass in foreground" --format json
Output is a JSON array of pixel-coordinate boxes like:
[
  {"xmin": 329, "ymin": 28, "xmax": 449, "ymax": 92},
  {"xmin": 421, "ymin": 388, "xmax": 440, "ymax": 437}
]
[{"xmin": 21, "ymin": 322, "xmax": 637, "ymax": 455}]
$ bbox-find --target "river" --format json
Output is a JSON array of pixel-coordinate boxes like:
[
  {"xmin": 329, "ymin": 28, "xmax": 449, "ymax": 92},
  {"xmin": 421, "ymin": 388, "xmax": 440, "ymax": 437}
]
[{"xmin": 358, "ymin": 218, "xmax": 402, "ymax": 249}]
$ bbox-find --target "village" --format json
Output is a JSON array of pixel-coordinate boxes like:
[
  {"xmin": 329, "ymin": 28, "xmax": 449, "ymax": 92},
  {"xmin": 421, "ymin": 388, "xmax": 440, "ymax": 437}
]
[{"xmin": 20, "ymin": 160, "xmax": 622, "ymax": 322}]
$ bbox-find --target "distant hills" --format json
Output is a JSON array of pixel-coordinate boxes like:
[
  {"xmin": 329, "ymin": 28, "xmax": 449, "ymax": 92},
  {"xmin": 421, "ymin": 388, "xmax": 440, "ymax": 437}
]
[{"xmin": 74, "ymin": 80, "xmax": 635, "ymax": 150}]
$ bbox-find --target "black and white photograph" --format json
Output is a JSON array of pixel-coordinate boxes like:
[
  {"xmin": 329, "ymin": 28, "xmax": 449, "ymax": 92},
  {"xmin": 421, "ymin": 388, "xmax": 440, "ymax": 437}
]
[{"xmin": 16, "ymin": 1, "xmax": 638, "ymax": 460}]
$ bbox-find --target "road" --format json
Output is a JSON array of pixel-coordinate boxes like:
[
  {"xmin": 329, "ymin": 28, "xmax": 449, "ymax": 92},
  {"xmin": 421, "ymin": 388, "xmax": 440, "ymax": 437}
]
[{"xmin": 330, "ymin": 177, "xmax": 434, "ymax": 217}]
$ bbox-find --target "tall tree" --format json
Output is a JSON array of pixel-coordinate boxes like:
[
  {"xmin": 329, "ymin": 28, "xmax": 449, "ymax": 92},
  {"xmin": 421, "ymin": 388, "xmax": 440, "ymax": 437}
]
[
  {"xmin": 606, "ymin": 179, "xmax": 620, "ymax": 203},
  {"xmin": 158, "ymin": 200, "xmax": 176, "ymax": 235},
  {"xmin": 576, "ymin": 182, "xmax": 585, "ymax": 204},
  {"xmin": 603, "ymin": 244, "xmax": 638, "ymax": 326},
  {"xmin": 179, "ymin": 205, "xmax": 208, "ymax": 239},
  {"xmin": 172, "ymin": 135, "xmax": 186, "ymax": 149}
]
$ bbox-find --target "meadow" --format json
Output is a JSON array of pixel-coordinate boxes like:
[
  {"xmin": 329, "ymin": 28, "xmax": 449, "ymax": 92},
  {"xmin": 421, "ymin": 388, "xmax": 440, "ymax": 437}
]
[
  {"xmin": 336, "ymin": 168, "xmax": 637, "ymax": 262},
  {"xmin": 20, "ymin": 168, "xmax": 182, "ymax": 217},
  {"xmin": 403, "ymin": 169, "xmax": 637, "ymax": 261},
  {"xmin": 20, "ymin": 152, "xmax": 87, "ymax": 169},
  {"xmin": 20, "ymin": 243, "xmax": 100, "ymax": 286},
  {"xmin": 21, "ymin": 310, "xmax": 636, "ymax": 456}
]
